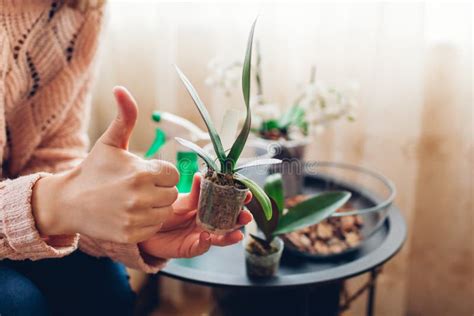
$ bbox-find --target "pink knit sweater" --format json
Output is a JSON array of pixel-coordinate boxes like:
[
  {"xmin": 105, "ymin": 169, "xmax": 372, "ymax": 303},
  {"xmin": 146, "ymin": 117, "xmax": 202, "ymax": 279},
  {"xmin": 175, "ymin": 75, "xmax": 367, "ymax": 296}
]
[{"xmin": 0, "ymin": 1, "xmax": 164, "ymax": 273}]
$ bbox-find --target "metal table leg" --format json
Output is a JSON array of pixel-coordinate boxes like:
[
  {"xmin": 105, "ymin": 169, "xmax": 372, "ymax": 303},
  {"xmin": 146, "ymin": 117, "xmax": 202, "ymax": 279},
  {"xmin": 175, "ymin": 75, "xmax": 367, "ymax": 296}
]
[{"xmin": 366, "ymin": 268, "xmax": 378, "ymax": 316}]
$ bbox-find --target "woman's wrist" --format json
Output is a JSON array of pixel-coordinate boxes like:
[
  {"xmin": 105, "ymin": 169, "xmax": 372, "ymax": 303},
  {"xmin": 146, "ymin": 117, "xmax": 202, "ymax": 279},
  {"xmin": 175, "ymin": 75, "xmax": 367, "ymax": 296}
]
[{"xmin": 32, "ymin": 172, "xmax": 73, "ymax": 236}]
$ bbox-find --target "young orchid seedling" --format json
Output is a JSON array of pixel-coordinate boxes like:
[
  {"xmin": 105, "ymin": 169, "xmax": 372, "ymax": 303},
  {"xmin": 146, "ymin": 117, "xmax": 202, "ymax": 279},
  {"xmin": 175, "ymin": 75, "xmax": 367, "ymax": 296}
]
[
  {"xmin": 174, "ymin": 20, "xmax": 281, "ymax": 234},
  {"xmin": 246, "ymin": 173, "xmax": 351, "ymax": 251}
]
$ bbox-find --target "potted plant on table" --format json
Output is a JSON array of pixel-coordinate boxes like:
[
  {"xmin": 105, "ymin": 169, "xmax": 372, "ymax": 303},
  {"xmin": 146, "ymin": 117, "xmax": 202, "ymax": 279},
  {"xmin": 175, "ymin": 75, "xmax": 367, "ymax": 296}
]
[
  {"xmin": 206, "ymin": 44, "xmax": 357, "ymax": 197},
  {"xmin": 245, "ymin": 173, "xmax": 351, "ymax": 278},
  {"xmin": 253, "ymin": 63, "xmax": 357, "ymax": 197},
  {"xmin": 174, "ymin": 20, "xmax": 281, "ymax": 234}
]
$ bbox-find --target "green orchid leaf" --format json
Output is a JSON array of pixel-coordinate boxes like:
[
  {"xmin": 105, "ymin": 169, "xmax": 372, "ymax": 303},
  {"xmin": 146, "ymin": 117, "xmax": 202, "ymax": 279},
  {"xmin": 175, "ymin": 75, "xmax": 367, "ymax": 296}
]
[
  {"xmin": 175, "ymin": 137, "xmax": 218, "ymax": 171},
  {"xmin": 234, "ymin": 158, "xmax": 281, "ymax": 172},
  {"xmin": 227, "ymin": 18, "xmax": 257, "ymax": 170},
  {"xmin": 263, "ymin": 174, "xmax": 285, "ymax": 215},
  {"xmin": 174, "ymin": 65, "xmax": 227, "ymax": 170},
  {"xmin": 273, "ymin": 191, "xmax": 351, "ymax": 236},
  {"xmin": 246, "ymin": 197, "xmax": 279, "ymax": 241},
  {"xmin": 234, "ymin": 172, "xmax": 272, "ymax": 220}
]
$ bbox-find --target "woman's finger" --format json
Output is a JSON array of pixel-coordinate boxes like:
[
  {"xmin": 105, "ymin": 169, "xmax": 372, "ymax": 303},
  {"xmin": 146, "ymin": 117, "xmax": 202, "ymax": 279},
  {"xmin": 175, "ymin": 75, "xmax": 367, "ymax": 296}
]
[
  {"xmin": 129, "ymin": 225, "xmax": 162, "ymax": 243},
  {"xmin": 150, "ymin": 186, "xmax": 179, "ymax": 208},
  {"xmin": 139, "ymin": 206, "xmax": 174, "ymax": 227},
  {"xmin": 173, "ymin": 173, "xmax": 201, "ymax": 214},
  {"xmin": 146, "ymin": 160, "xmax": 180, "ymax": 187},
  {"xmin": 237, "ymin": 209, "xmax": 253, "ymax": 226},
  {"xmin": 160, "ymin": 210, "xmax": 196, "ymax": 231},
  {"xmin": 211, "ymin": 230, "xmax": 244, "ymax": 247},
  {"xmin": 188, "ymin": 231, "xmax": 212, "ymax": 257},
  {"xmin": 244, "ymin": 191, "xmax": 253, "ymax": 204}
]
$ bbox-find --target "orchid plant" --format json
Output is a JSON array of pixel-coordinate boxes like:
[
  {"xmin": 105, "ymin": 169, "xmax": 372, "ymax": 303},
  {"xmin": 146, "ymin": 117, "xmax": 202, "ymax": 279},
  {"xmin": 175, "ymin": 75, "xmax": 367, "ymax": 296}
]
[
  {"xmin": 246, "ymin": 173, "xmax": 351, "ymax": 250},
  {"xmin": 174, "ymin": 20, "xmax": 280, "ymax": 225},
  {"xmin": 205, "ymin": 44, "xmax": 357, "ymax": 141}
]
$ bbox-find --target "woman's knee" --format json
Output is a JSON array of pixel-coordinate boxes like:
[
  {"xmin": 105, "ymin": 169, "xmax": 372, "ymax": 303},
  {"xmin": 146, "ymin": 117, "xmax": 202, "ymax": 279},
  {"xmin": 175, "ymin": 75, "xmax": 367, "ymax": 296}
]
[{"xmin": 0, "ymin": 265, "xmax": 49, "ymax": 316}]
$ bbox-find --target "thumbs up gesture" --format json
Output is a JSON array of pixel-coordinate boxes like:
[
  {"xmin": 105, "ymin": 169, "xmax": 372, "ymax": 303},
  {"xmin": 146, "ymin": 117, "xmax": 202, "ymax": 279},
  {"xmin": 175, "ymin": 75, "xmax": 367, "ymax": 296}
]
[{"xmin": 33, "ymin": 87, "xmax": 179, "ymax": 244}]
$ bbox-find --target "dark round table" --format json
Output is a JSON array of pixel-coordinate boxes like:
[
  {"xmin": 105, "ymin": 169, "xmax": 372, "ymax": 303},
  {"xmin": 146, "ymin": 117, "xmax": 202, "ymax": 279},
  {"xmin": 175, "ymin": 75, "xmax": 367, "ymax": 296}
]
[{"xmin": 160, "ymin": 206, "xmax": 406, "ymax": 315}]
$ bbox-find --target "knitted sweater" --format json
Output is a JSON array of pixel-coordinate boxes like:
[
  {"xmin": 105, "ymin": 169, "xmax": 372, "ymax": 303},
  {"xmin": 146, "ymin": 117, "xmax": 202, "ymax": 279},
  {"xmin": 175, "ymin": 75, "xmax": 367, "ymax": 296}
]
[{"xmin": 0, "ymin": 1, "xmax": 164, "ymax": 273}]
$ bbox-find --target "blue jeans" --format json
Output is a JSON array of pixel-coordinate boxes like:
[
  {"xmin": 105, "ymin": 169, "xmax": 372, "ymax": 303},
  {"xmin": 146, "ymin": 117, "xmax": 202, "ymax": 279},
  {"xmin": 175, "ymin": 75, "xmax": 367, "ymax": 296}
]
[{"xmin": 0, "ymin": 251, "xmax": 136, "ymax": 316}]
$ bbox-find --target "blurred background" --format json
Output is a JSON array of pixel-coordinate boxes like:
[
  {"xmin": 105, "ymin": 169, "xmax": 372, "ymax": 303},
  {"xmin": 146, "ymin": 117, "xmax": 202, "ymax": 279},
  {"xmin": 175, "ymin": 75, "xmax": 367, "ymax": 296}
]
[{"xmin": 88, "ymin": 1, "xmax": 472, "ymax": 315}]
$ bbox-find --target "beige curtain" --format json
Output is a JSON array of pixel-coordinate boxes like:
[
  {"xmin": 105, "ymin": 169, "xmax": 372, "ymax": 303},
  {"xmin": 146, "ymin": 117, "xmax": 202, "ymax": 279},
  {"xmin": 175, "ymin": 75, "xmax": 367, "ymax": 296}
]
[{"xmin": 89, "ymin": 2, "xmax": 473, "ymax": 315}]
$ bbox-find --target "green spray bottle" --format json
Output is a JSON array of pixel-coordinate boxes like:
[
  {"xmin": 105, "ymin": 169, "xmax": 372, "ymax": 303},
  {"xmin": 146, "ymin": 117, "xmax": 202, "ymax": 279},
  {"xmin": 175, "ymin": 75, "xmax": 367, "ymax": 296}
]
[
  {"xmin": 145, "ymin": 110, "xmax": 240, "ymax": 193},
  {"xmin": 145, "ymin": 112, "xmax": 209, "ymax": 193}
]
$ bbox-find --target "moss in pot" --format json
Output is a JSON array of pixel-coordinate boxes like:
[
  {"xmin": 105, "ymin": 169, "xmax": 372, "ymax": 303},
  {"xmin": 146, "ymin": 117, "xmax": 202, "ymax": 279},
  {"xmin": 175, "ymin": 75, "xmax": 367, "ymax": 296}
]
[
  {"xmin": 174, "ymin": 20, "xmax": 281, "ymax": 234},
  {"xmin": 245, "ymin": 174, "xmax": 351, "ymax": 278}
]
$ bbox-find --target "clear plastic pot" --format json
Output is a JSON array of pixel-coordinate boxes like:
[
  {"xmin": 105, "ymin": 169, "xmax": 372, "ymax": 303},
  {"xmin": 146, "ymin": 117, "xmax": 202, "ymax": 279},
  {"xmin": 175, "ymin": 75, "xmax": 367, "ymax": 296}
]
[
  {"xmin": 255, "ymin": 138, "xmax": 310, "ymax": 198},
  {"xmin": 197, "ymin": 177, "xmax": 248, "ymax": 234},
  {"xmin": 245, "ymin": 237, "xmax": 284, "ymax": 278}
]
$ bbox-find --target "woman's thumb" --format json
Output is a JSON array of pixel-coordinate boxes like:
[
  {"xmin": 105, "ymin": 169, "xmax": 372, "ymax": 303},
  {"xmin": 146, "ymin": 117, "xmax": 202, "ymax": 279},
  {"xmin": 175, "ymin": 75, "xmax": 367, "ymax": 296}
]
[
  {"xmin": 173, "ymin": 174, "xmax": 201, "ymax": 214},
  {"xmin": 99, "ymin": 86, "xmax": 138, "ymax": 150}
]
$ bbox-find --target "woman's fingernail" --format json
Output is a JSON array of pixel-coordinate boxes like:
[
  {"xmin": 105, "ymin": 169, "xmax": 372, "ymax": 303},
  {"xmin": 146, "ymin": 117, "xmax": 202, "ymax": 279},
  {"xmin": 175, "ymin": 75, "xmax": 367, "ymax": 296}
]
[{"xmin": 203, "ymin": 232, "xmax": 211, "ymax": 241}]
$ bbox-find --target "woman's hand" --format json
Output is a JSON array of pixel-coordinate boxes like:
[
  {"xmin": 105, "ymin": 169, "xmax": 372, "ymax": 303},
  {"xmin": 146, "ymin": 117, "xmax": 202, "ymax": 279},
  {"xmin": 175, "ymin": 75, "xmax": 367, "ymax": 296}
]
[
  {"xmin": 32, "ymin": 87, "xmax": 179, "ymax": 244},
  {"xmin": 139, "ymin": 174, "xmax": 253, "ymax": 259}
]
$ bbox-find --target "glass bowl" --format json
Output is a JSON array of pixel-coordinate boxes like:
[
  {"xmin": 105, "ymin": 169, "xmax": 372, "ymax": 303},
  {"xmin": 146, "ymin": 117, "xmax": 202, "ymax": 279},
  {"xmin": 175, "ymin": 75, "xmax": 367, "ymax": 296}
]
[{"xmin": 283, "ymin": 161, "xmax": 396, "ymax": 259}]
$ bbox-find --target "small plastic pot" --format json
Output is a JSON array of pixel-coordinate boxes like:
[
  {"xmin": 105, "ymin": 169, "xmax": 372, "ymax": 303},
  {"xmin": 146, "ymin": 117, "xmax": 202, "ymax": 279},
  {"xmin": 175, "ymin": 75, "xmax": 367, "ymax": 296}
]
[
  {"xmin": 256, "ymin": 138, "xmax": 310, "ymax": 198},
  {"xmin": 197, "ymin": 177, "xmax": 248, "ymax": 234},
  {"xmin": 245, "ymin": 237, "xmax": 284, "ymax": 278}
]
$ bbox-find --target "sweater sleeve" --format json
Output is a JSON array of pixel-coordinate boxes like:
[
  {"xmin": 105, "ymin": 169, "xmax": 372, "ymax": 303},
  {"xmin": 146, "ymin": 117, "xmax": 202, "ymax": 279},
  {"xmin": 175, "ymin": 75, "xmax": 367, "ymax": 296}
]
[
  {"xmin": 2, "ymin": 5, "xmax": 166, "ymax": 272},
  {"xmin": 0, "ymin": 173, "xmax": 79, "ymax": 260}
]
